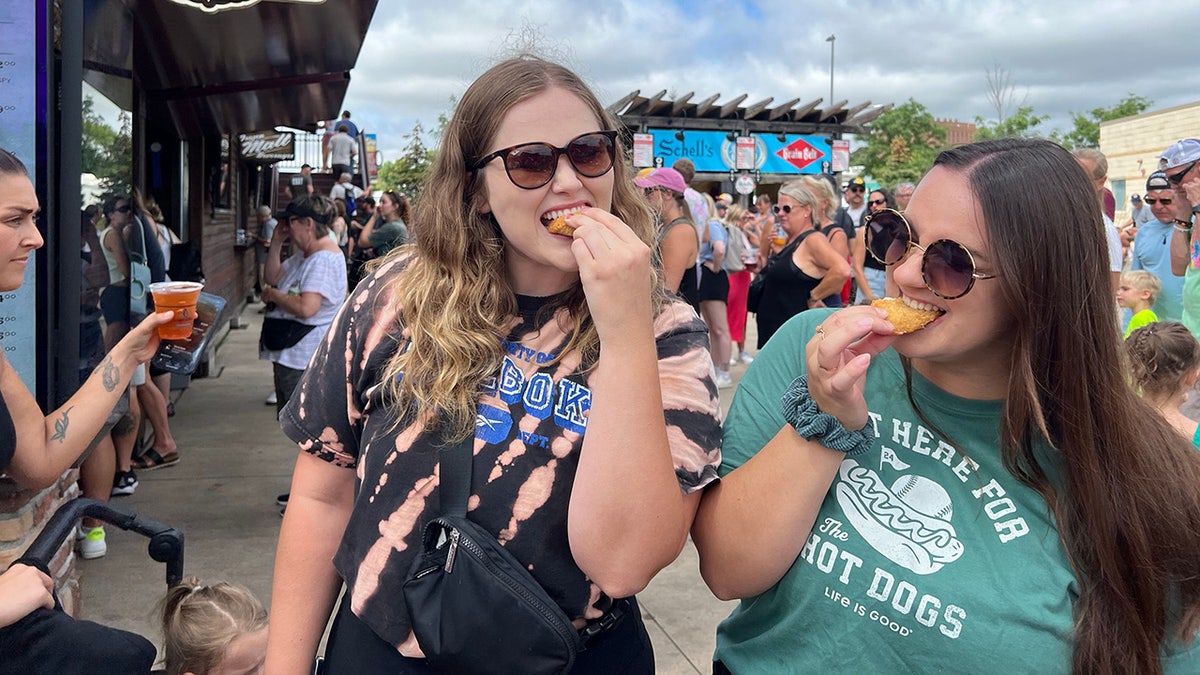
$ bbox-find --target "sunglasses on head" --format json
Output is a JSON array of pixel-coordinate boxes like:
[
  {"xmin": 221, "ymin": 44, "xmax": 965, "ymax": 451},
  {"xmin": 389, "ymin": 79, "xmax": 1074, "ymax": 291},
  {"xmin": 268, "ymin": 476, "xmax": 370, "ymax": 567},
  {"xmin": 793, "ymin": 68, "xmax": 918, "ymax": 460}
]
[
  {"xmin": 864, "ymin": 209, "xmax": 996, "ymax": 300},
  {"xmin": 1143, "ymin": 197, "xmax": 1174, "ymax": 205},
  {"xmin": 1167, "ymin": 161, "xmax": 1196, "ymax": 185},
  {"xmin": 472, "ymin": 130, "xmax": 618, "ymax": 190}
]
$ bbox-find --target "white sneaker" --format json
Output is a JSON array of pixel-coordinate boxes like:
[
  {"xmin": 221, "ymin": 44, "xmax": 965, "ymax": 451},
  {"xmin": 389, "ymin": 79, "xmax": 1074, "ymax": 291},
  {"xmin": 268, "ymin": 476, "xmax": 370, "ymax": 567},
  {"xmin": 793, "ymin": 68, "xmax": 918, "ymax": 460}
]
[
  {"xmin": 265, "ymin": 391, "xmax": 278, "ymax": 405},
  {"xmin": 76, "ymin": 526, "xmax": 107, "ymax": 559},
  {"xmin": 728, "ymin": 357, "xmax": 739, "ymax": 368},
  {"xmin": 739, "ymin": 352, "xmax": 755, "ymax": 365},
  {"xmin": 715, "ymin": 370, "xmax": 734, "ymax": 389}
]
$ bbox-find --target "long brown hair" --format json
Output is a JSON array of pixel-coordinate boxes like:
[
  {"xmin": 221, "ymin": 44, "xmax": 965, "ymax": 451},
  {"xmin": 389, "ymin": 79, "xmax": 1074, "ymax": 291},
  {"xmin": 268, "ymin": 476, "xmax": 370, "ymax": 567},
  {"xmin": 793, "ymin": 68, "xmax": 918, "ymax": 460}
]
[
  {"xmin": 934, "ymin": 138, "xmax": 1200, "ymax": 673},
  {"xmin": 380, "ymin": 55, "xmax": 660, "ymax": 441}
]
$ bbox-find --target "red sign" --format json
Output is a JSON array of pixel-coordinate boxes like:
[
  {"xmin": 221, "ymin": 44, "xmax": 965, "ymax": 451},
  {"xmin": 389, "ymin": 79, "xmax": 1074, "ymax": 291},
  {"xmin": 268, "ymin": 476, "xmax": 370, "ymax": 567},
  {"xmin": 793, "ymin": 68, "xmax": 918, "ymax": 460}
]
[{"xmin": 776, "ymin": 138, "xmax": 825, "ymax": 171}]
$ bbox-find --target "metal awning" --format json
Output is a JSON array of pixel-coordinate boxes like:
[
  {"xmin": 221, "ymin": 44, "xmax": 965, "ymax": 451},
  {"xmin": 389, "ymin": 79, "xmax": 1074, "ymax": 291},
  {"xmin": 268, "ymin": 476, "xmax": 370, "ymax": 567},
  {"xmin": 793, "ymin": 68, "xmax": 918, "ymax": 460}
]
[
  {"xmin": 608, "ymin": 90, "xmax": 892, "ymax": 135},
  {"xmin": 82, "ymin": 0, "xmax": 378, "ymax": 138}
]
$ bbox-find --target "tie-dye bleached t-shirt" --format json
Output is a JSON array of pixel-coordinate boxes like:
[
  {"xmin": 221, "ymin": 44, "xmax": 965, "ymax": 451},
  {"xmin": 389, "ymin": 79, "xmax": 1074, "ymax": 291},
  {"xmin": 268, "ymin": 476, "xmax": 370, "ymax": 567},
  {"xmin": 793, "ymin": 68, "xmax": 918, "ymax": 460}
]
[{"xmin": 280, "ymin": 259, "xmax": 723, "ymax": 653}]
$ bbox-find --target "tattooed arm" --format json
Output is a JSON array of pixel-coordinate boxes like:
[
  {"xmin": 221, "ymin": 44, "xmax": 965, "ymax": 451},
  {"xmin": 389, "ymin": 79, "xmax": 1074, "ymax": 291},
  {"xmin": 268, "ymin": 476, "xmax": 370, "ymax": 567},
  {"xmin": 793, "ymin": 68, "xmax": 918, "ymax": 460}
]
[{"xmin": 1, "ymin": 312, "xmax": 173, "ymax": 488}]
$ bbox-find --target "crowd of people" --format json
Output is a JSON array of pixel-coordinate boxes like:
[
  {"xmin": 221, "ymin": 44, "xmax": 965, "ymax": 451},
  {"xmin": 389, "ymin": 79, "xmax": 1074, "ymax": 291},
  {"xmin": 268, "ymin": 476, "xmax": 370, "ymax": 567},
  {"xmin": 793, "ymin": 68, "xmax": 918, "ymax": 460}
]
[{"xmin": 3, "ymin": 54, "xmax": 1200, "ymax": 673}]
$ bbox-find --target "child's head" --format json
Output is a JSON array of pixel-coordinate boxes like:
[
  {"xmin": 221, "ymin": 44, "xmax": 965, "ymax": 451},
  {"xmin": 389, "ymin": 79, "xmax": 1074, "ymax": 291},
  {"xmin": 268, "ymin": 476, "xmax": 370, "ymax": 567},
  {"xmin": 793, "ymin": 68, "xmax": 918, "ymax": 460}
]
[
  {"xmin": 160, "ymin": 577, "xmax": 268, "ymax": 675},
  {"xmin": 1117, "ymin": 270, "xmax": 1161, "ymax": 311},
  {"xmin": 1125, "ymin": 321, "xmax": 1200, "ymax": 400}
]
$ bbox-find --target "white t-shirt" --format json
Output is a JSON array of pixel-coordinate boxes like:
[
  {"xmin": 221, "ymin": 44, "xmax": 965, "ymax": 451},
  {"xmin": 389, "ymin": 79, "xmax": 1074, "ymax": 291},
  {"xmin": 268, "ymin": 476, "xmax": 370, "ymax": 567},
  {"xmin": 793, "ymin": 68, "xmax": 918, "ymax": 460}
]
[{"xmin": 1104, "ymin": 214, "xmax": 1122, "ymax": 272}]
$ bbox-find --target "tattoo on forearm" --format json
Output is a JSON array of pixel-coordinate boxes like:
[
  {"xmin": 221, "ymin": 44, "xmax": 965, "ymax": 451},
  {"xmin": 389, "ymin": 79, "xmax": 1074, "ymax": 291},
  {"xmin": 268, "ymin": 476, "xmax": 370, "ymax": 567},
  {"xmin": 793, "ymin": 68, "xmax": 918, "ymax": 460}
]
[
  {"xmin": 51, "ymin": 406, "xmax": 73, "ymax": 443},
  {"xmin": 100, "ymin": 356, "xmax": 120, "ymax": 392}
]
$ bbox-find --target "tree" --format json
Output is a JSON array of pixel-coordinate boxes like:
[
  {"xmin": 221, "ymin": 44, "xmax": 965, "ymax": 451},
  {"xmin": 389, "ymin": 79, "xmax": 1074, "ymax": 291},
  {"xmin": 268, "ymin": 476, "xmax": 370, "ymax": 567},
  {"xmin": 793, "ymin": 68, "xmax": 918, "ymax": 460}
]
[
  {"xmin": 1055, "ymin": 94, "xmax": 1153, "ymax": 149},
  {"xmin": 375, "ymin": 120, "xmax": 435, "ymax": 201},
  {"xmin": 81, "ymin": 95, "xmax": 132, "ymax": 196},
  {"xmin": 973, "ymin": 105, "xmax": 1050, "ymax": 141},
  {"xmin": 851, "ymin": 99, "xmax": 947, "ymax": 187}
]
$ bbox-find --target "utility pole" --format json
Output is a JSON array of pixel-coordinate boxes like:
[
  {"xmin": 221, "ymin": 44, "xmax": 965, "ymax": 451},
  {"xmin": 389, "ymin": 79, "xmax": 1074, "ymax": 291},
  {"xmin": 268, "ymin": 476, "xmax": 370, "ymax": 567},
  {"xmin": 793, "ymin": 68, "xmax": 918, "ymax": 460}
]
[{"xmin": 826, "ymin": 34, "xmax": 836, "ymax": 105}]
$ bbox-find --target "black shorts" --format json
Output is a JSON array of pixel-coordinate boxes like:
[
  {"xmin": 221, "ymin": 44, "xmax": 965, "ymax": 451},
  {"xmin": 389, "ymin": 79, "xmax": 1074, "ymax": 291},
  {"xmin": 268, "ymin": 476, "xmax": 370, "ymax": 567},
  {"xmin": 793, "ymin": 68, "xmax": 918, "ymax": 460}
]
[
  {"xmin": 698, "ymin": 265, "xmax": 730, "ymax": 303},
  {"xmin": 99, "ymin": 284, "xmax": 129, "ymax": 325}
]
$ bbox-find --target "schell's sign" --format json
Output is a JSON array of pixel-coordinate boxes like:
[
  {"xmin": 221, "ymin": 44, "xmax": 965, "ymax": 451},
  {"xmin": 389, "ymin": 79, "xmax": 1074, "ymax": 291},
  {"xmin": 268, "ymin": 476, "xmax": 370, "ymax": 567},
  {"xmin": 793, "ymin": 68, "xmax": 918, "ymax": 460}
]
[{"xmin": 239, "ymin": 130, "xmax": 295, "ymax": 162}]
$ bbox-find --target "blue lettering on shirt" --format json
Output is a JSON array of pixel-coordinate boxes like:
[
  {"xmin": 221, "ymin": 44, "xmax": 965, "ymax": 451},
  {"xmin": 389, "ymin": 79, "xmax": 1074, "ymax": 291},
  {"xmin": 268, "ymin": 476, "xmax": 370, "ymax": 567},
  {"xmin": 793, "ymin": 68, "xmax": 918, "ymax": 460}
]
[
  {"xmin": 498, "ymin": 356, "xmax": 525, "ymax": 404},
  {"xmin": 524, "ymin": 372, "xmax": 554, "ymax": 420},
  {"xmin": 554, "ymin": 379, "xmax": 591, "ymax": 434},
  {"xmin": 475, "ymin": 404, "xmax": 513, "ymax": 444}
]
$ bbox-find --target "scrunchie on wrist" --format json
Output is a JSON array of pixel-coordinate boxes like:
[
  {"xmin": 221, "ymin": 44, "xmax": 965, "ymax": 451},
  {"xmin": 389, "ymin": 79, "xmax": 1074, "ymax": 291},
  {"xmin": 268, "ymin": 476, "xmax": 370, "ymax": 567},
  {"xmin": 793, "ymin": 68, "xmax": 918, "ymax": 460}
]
[{"xmin": 780, "ymin": 374, "xmax": 875, "ymax": 457}]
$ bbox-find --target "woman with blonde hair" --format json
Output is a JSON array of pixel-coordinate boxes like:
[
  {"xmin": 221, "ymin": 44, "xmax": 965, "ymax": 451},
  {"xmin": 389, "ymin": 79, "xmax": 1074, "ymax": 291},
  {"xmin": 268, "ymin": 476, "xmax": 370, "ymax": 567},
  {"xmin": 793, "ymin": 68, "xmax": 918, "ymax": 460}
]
[
  {"xmin": 802, "ymin": 175, "xmax": 852, "ymax": 306},
  {"xmin": 723, "ymin": 203, "xmax": 756, "ymax": 366},
  {"xmin": 754, "ymin": 180, "xmax": 850, "ymax": 348},
  {"xmin": 266, "ymin": 55, "xmax": 721, "ymax": 672}
]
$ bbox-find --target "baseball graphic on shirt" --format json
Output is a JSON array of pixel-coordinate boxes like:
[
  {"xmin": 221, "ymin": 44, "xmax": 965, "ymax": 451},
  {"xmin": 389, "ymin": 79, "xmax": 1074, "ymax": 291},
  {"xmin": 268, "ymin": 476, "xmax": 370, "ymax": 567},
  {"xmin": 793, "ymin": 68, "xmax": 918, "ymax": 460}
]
[{"xmin": 835, "ymin": 459, "xmax": 964, "ymax": 575}]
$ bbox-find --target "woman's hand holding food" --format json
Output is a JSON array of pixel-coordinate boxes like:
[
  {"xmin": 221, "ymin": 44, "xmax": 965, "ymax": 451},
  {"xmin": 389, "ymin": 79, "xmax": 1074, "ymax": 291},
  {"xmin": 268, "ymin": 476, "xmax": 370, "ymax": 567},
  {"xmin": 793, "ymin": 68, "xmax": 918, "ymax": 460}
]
[
  {"xmin": 566, "ymin": 208, "xmax": 654, "ymax": 345},
  {"xmin": 805, "ymin": 306, "xmax": 893, "ymax": 431}
]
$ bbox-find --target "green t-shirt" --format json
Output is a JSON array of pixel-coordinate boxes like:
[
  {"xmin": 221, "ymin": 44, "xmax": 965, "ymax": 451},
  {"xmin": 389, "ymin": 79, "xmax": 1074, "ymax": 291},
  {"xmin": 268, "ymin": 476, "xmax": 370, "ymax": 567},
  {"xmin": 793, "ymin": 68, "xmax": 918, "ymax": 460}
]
[
  {"xmin": 714, "ymin": 309, "xmax": 1199, "ymax": 673},
  {"xmin": 1124, "ymin": 308, "xmax": 1159, "ymax": 338}
]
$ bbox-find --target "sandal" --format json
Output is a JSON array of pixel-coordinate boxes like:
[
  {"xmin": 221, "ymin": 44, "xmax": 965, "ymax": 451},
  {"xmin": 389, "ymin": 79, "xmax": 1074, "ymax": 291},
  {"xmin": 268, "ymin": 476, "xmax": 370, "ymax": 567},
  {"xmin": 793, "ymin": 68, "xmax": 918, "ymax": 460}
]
[
  {"xmin": 166, "ymin": 402, "xmax": 175, "ymax": 418},
  {"xmin": 132, "ymin": 449, "xmax": 180, "ymax": 471}
]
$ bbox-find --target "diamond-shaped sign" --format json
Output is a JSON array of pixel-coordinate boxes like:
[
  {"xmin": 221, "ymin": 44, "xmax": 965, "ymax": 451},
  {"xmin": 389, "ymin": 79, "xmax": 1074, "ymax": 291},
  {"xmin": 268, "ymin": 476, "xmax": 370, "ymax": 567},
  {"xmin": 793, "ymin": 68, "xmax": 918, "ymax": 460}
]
[{"xmin": 776, "ymin": 138, "xmax": 825, "ymax": 171}]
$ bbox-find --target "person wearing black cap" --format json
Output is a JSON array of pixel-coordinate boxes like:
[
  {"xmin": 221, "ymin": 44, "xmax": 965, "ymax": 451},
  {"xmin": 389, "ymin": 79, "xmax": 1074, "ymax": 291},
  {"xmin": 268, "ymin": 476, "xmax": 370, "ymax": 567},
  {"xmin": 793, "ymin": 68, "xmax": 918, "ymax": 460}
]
[
  {"xmin": 261, "ymin": 195, "xmax": 347, "ymax": 418},
  {"xmin": 1128, "ymin": 172, "xmax": 1185, "ymax": 321}
]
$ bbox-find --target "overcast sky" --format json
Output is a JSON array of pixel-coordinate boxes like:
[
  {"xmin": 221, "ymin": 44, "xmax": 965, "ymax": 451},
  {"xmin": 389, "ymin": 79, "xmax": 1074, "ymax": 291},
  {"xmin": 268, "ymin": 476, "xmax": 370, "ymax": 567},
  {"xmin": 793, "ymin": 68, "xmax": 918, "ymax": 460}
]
[{"xmin": 342, "ymin": 0, "xmax": 1200, "ymax": 162}]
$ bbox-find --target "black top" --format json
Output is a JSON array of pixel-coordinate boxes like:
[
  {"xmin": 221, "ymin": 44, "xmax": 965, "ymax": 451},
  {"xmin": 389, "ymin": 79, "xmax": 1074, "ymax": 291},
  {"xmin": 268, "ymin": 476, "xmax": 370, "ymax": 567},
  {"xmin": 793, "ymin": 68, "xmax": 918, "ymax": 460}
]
[
  {"xmin": 756, "ymin": 230, "xmax": 820, "ymax": 349},
  {"xmin": 0, "ymin": 389, "xmax": 16, "ymax": 473}
]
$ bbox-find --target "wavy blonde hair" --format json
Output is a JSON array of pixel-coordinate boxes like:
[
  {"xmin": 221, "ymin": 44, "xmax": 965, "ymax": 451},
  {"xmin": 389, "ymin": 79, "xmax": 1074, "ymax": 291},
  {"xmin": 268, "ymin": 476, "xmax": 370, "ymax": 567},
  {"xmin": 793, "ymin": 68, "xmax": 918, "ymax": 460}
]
[{"xmin": 380, "ymin": 55, "xmax": 661, "ymax": 442}]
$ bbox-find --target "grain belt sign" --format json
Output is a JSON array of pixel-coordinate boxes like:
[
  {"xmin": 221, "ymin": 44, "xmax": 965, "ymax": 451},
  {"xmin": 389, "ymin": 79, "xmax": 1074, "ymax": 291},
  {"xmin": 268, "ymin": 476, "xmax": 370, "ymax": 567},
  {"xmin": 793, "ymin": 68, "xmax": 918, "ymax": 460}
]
[{"xmin": 239, "ymin": 130, "xmax": 296, "ymax": 162}]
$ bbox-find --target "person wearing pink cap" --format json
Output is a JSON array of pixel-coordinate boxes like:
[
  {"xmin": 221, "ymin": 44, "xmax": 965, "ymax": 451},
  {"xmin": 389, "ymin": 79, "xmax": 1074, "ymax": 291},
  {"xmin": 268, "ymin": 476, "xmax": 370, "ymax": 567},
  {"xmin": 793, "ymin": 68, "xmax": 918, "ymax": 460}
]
[{"xmin": 636, "ymin": 167, "xmax": 701, "ymax": 310}]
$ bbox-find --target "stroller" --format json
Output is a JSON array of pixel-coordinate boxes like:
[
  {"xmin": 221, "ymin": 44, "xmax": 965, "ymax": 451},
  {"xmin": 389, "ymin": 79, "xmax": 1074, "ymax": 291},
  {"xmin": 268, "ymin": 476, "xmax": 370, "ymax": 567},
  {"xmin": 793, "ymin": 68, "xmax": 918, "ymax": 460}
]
[{"xmin": 0, "ymin": 497, "xmax": 184, "ymax": 675}]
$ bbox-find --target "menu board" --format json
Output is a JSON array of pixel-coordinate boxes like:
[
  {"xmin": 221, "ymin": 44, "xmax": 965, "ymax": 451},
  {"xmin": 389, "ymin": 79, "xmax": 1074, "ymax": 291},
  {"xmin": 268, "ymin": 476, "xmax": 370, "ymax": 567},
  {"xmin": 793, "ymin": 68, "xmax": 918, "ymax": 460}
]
[{"xmin": 0, "ymin": 3, "xmax": 41, "ymax": 390}]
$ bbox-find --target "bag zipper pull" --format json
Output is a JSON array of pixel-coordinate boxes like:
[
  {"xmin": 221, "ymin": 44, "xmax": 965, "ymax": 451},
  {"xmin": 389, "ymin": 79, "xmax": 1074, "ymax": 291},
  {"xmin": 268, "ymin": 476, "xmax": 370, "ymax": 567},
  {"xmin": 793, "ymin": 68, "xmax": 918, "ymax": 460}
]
[{"xmin": 444, "ymin": 527, "xmax": 460, "ymax": 573}]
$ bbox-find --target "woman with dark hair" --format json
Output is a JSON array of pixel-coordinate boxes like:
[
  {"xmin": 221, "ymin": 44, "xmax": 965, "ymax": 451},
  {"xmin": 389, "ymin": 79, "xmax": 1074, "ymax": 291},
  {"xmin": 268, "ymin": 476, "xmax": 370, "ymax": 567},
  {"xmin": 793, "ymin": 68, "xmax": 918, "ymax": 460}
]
[
  {"xmin": 356, "ymin": 189, "xmax": 409, "ymax": 261},
  {"xmin": 693, "ymin": 138, "xmax": 1200, "ymax": 673},
  {"xmin": 754, "ymin": 180, "xmax": 850, "ymax": 348},
  {"xmin": 265, "ymin": 56, "xmax": 721, "ymax": 672},
  {"xmin": 852, "ymin": 186, "xmax": 898, "ymax": 304}
]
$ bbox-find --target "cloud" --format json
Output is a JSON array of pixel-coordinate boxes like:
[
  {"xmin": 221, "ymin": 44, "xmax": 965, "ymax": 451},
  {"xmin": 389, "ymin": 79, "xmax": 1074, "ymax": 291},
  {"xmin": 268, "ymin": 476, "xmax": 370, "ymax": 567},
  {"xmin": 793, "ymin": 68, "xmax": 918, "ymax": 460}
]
[{"xmin": 342, "ymin": 0, "xmax": 1200, "ymax": 160}]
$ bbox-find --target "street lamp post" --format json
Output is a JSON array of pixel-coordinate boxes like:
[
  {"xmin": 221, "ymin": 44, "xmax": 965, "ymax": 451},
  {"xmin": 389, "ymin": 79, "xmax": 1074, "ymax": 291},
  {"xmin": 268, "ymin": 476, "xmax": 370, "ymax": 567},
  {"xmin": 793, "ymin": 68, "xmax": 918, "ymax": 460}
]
[{"xmin": 825, "ymin": 34, "xmax": 835, "ymax": 105}]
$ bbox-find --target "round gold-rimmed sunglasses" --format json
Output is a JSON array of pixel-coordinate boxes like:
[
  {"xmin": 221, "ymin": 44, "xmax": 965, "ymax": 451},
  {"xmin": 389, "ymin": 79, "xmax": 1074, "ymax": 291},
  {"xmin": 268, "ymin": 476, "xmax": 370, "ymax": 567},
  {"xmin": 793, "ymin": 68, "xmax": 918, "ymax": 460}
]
[{"xmin": 863, "ymin": 208, "xmax": 996, "ymax": 300}]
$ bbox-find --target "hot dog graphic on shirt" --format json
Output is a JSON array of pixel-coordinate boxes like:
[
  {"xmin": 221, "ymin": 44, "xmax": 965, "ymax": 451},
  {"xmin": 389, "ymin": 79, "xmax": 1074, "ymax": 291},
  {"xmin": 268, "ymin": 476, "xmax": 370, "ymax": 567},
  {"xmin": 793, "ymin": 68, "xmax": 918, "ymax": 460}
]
[{"xmin": 836, "ymin": 459, "xmax": 964, "ymax": 575}]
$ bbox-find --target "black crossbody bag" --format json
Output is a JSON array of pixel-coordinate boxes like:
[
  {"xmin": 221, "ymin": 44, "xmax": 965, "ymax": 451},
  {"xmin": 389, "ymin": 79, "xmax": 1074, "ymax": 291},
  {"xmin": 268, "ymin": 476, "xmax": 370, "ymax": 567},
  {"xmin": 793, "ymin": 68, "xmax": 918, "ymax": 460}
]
[{"xmin": 402, "ymin": 434, "xmax": 583, "ymax": 673}]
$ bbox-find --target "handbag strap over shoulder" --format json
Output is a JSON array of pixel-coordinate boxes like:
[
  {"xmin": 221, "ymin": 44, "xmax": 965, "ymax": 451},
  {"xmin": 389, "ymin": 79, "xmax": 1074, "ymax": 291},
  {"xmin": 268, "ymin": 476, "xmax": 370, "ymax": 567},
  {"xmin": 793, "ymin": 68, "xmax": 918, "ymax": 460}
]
[{"xmin": 438, "ymin": 433, "xmax": 474, "ymax": 517}]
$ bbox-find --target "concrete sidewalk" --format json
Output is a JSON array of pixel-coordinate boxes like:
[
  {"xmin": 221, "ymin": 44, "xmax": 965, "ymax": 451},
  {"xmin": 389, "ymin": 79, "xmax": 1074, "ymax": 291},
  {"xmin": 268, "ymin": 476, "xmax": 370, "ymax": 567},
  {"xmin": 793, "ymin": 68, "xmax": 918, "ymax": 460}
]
[{"xmin": 79, "ymin": 305, "xmax": 748, "ymax": 673}]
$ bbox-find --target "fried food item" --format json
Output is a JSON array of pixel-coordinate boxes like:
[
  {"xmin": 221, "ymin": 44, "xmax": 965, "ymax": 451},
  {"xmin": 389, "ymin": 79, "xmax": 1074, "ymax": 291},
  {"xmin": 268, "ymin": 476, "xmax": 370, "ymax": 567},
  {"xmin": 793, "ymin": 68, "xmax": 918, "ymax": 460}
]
[
  {"xmin": 547, "ymin": 215, "xmax": 575, "ymax": 236},
  {"xmin": 871, "ymin": 297, "xmax": 943, "ymax": 334}
]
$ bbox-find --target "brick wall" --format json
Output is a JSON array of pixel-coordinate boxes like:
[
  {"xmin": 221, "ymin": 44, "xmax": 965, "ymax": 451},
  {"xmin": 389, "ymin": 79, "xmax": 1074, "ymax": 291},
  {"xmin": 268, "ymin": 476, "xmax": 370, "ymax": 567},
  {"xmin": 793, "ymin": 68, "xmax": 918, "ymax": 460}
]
[{"xmin": 0, "ymin": 473, "xmax": 83, "ymax": 616}]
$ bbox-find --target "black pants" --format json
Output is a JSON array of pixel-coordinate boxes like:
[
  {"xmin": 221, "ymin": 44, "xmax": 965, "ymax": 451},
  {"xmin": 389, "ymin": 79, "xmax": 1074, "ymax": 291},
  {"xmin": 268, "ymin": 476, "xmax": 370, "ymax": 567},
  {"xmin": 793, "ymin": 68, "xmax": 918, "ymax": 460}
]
[
  {"xmin": 273, "ymin": 363, "xmax": 304, "ymax": 417},
  {"xmin": 321, "ymin": 596, "xmax": 654, "ymax": 674}
]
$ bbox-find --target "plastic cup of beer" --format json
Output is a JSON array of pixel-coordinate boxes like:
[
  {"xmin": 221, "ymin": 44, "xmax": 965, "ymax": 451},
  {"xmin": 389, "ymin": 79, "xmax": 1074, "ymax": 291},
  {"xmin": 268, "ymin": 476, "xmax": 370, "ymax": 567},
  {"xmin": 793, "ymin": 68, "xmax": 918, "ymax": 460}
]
[{"xmin": 149, "ymin": 281, "xmax": 204, "ymax": 340}]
